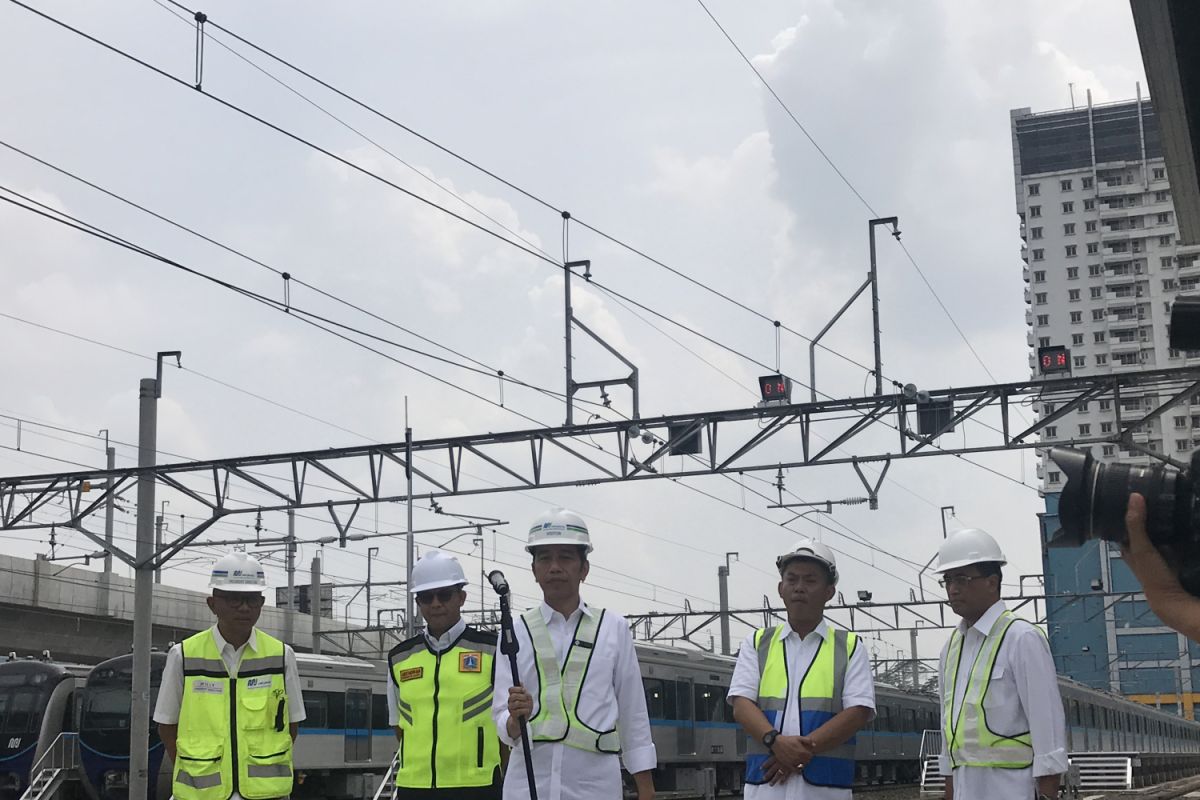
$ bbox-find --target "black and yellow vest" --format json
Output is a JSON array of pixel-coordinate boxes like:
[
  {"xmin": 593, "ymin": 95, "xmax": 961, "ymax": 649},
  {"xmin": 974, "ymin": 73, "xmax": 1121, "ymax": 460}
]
[
  {"xmin": 174, "ymin": 628, "xmax": 293, "ymax": 800},
  {"xmin": 388, "ymin": 626, "xmax": 501, "ymax": 790}
]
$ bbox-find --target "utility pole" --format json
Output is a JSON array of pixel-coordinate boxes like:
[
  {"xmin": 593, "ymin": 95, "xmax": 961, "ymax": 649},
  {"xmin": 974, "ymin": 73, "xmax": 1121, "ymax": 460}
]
[
  {"xmin": 366, "ymin": 546, "xmax": 379, "ymax": 626},
  {"xmin": 472, "ymin": 527, "xmax": 485, "ymax": 618},
  {"xmin": 311, "ymin": 555, "xmax": 322, "ymax": 654},
  {"xmin": 910, "ymin": 628, "xmax": 920, "ymax": 691},
  {"xmin": 154, "ymin": 500, "xmax": 168, "ymax": 585},
  {"xmin": 284, "ymin": 509, "xmax": 295, "ymax": 646},
  {"xmin": 130, "ymin": 350, "xmax": 178, "ymax": 800},
  {"xmin": 868, "ymin": 217, "xmax": 899, "ymax": 396},
  {"xmin": 99, "ymin": 434, "xmax": 115, "ymax": 616},
  {"xmin": 718, "ymin": 552, "xmax": 738, "ymax": 656},
  {"xmin": 405, "ymin": 425, "xmax": 415, "ymax": 637}
]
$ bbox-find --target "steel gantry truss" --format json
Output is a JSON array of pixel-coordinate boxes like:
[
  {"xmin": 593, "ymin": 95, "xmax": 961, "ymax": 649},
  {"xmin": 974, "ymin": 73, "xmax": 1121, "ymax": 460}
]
[{"xmin": 5, "ymin": 367, "xmax": 1200, "ymax": 566}]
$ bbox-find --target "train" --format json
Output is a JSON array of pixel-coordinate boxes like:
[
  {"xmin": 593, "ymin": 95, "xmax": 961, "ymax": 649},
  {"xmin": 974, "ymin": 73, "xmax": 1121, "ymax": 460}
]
[
  {"xmin": 4, "ymin": 636, "xmax": 1200, "ymax": 799},
  {"xmin": 0, "ymin": 655, "xmax": 89, "ymax": 800}
]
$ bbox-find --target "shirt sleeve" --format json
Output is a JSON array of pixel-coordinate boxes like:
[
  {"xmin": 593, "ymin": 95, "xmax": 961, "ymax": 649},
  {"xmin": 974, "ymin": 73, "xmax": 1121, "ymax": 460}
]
[
  {"xmin": 1007, "ymin": 625, "xmax": 1068, "ymax": 777},
  {"xmin": 938, "ymin": 641, "xmax": 952, "ymax": 776},
  {"xmin": 842, "ymin": 638, "xmax": 876, "ymax": 719},
  {"xmin": 284, "ymin": 646, "xmax": 307, "ymax": 723},
  {"xmin": 491, "ymin": 628, "xmax": 517, "ymax": 748},
  {"xmin": 387, "ymin": 666, "xmax": 399, "ymax": 727},
  {"xmin": 152, "ymin": 644, "xmax": 184, "ymax": 725},
  {"xmin": 727, "ymin": 632, "xmax": 761, "ymax": 703},
  {"xmin": 611, "ymin": 615, "xmax": 656, "ymax": 775}
]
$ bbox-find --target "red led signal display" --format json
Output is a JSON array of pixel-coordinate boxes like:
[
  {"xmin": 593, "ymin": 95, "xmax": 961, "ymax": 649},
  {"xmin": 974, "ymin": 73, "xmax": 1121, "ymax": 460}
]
[
  {"xmin": 1037, "ymin": 345, "xmax": 1071, "ymax": 375},
  {"xmin": 758, "ymin": 374, "xmax": 793, "ymax": 403}
]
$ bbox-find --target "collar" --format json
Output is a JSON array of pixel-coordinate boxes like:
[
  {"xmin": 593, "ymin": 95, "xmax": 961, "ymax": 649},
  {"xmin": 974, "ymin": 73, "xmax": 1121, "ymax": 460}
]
[
  {"xmin": 782, "ymin": 617, "xmax": 829, "ymax": 641},
  {"xmin": 424, "ymin": 618, "xmax": 467, "ymax": 651},
  {"xmin": 211, "ymin": 624, "xmax": 258, "ymax": 653},
  {"xmin": 539, "ymin": 599, "xmax": 592, "ymax": 623},
  {"xmin": 961, "ymin": 599, "xmax": 1007, "ymax": 636}
]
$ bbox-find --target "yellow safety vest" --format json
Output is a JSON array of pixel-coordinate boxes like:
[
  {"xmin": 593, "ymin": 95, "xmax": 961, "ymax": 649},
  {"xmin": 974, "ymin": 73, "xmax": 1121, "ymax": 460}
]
[
  {"xmin": 943, "ymin": 610, "xmax": 1035, "ymax": 769},
  {"xmin": 522, "ymin": 606, "xmax": 620, "ymax": 754},
  {"xmin": 174, "ymin": 628, "xmax": 293, "ymax": 800},
  {"xmin": 743, "ymin": 625, "xmax": 858, "ymax": 788},
  {"xmin": 388, "ymin": 626, "xmax": 501, "ymax": 789}
]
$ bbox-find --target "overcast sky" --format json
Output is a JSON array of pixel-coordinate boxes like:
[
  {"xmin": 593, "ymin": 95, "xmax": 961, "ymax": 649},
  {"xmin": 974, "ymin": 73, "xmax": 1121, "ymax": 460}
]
[{"xmin": 0, "ymin": 0, "xmax": 1148, "ymax": 662}]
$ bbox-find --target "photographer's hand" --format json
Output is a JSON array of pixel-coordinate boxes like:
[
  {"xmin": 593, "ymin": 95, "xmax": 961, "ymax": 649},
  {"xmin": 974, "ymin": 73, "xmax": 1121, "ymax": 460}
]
[{"xmin": 1124, "ymin": 492, "xmax": 1200, "ymax": 642}]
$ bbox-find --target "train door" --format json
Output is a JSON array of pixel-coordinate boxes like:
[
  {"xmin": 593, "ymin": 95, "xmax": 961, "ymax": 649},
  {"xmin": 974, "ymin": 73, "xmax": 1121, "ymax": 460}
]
[
  {"xmin": 675, "ymin": 678, "xmax": 695, "ymax": 757},
  {"xmin": 344, "ymin": 688, "xmax": 372, "ymax": 762}
]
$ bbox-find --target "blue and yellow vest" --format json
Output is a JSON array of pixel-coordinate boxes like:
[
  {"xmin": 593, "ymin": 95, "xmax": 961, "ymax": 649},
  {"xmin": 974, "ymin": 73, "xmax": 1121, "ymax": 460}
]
[
  {"xmin": 388, "ymin": 626, "xmax": 501, "ymax": 790},
  {"xmin": 174, "ymin": 628, "xmax": 293, "ymax": 800},
  {"xmin": 744, "ymin": 625, "xmax": 858, "ymax": 788},
  {"xmin": 943, "ymin": 610, "xmax": 1035, "ymax": 770}
]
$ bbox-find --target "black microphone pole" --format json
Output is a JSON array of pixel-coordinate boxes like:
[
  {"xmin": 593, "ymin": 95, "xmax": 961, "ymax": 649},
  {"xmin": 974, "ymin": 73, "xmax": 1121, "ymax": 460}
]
[{"xmin": 489, "ymin": 570, "xmax": 538, "ymax": 800}]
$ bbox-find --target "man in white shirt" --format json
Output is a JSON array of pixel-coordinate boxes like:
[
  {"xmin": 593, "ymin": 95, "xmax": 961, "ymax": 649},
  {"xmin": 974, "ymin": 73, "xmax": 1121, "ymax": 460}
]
[
  {"xmin": 728, "ymin": 539, "xmax": 875, "ymax": 800},
  {"xmin": 934, "ymin": 528, "xmax": 1066, "ymax": 800},
  {"xmin": 492, "ymin": 507, "xmax": 656, "ymax": 800},
  {"xmin": 154, "ymin": 552, "xmax": 305, "ymax": 800}
]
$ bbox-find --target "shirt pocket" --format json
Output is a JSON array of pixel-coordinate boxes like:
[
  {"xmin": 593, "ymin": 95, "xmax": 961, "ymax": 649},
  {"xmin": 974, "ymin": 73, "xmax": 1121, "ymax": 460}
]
[
  {"xmin": 571, "ymin": 642, "xmax": 619, "ymax": 729},
  {"xmin": 982, "ymin": 665, "xmax": 1012, "ymax": 710}
]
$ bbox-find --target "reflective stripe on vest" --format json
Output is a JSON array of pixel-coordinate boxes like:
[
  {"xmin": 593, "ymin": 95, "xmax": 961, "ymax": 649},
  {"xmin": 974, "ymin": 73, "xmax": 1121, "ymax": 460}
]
[
  {"xmin": 389, "ymin": 631, "xmax": 501, "ymax": 789},
  {"xmin": 743, "ymin": 625, "xmax": 858, "ymax": 789},
  {"xmin": 942, "ymin": 610, "xmax": 1034, "ymax": 770},
  {"xmin": 174, "ymin": 629, "xmax": 293, "ymax": 800},
  {"xmin": 523, "ymin": 607, "xmax": 620, "ymax": 754}
]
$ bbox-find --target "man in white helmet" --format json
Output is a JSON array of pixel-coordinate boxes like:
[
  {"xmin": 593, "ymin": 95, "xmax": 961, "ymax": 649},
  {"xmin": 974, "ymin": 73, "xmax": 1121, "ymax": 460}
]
[
  {"xmin": 934, "ymin": 529, "xmax": 1065, "ymax": 800},
  {"xmin": 154, "ymin": 551, "xmax": 306, "ymax": 800},
  {"xmin": 492, "ymin": 508, "xmax": 656, "ymax": 800},
  {"xmin": 387, "ymin": 550, "xmax": 502, "ymax": 799},
  {"xmin": 728, "ymin": 539, "xmax": 875, "ymax": 799}
]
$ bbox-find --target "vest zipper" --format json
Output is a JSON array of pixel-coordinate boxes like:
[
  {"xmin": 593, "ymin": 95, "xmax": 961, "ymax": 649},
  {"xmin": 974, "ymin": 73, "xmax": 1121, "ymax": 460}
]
[
  {"xmin": 230, "ymin": 679, "xmax": 239, "ymax": 796},
  {"xmin": 430, "ymin": 650, "xmax": 442, "ymax": 788}
]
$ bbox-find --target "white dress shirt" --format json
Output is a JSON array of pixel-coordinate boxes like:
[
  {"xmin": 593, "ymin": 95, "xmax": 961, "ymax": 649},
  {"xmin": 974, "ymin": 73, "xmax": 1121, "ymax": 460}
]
[
  {"xmin": 938, "ymin": 601, "xmax": 1067, "ymax": 799},
  {"xmin": 727, "ymin": 619, "xmax": 876, "ymax": 800},
  {"xmin": 386, "ymin": 617, "xmax": 469, "ymax": 726},
  {"xmin": 154, "ymin": 626, "xmax": 306, "ymax": 800},
  {"xmin": 491, "ymin": 601, "xmax": 656, "ymax": 800}
]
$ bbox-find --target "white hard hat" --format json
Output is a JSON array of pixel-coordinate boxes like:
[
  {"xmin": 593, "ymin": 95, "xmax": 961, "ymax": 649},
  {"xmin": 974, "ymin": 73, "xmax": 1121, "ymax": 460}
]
[
  {"xmin": 526, "ymin": 507, "xmax": 593, "ymax": 553},
  {"xmin": 209, "ymin": 551, "xmax": 267, "ymax": 592},
  {"xmin": 776, "ymin": 538, "xmax": 839, "ymax": 585},
  {"xmin": 934, "ymin": 528, "xmax": 1008, "ymax": 573},
  {"xmin": 411, "ymin": 550, "xmax": 468, "ymax": 594}
]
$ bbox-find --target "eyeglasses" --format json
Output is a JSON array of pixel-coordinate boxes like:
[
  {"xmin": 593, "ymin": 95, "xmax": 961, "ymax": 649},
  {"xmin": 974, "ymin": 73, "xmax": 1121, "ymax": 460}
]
[
  {"xmin": 416, "ymin": 588, "xmax": 459, "ymax": 606},
  {"xmin": 215, "ymin": 593, "xmax": 265, "ymax": 608},
  {"xmin": 937, "ymin": 574, "xmax": 988, "ymax": 589}
]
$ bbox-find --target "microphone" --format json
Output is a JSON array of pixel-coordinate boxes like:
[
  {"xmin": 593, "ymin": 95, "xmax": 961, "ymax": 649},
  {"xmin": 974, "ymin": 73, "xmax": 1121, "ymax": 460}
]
[{"xmin": 487, "ymin": 570, "xmax": 510, "ymax": 596}]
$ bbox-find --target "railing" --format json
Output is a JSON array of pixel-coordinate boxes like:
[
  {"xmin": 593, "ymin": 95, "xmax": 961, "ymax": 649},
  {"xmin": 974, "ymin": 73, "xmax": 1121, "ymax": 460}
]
[
  {"xmin": 28, "ymin": 733, "xmax": 78, "ymax": 778},
  {"xmin": 370, "ymin": 752, "xmax": 399, "ymax": 800}
]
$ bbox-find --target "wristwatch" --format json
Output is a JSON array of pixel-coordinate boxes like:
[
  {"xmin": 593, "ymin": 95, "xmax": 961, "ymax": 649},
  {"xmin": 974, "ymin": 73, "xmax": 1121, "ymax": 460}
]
[{"xmin": 761, "ymin": 728, "xmax": 781, "ymax": 751}]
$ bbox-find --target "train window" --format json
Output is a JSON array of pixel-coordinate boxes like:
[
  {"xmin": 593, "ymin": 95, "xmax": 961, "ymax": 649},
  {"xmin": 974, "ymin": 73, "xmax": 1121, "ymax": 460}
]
[
  {"xmin": 371, "ymin": 695, "xmax": 389, "ymax": 731},
  {"xmin": 693, "ymin": 684, "xmax": 723, "ymax": 723},
  {"xmin": 8, "ymin": 690, "xmax": 35, "ymax": 733},
  {"xmin": 80, "ymin": 689, "xmax": 131, "ymax": 731},
  {"xmin": 0, "ymin": 692, "xmax": 8, "ymax": 731},
  {"xmin": 675, "ymin": 681, "xmax": 694, "ymax": 723},
  {"xmin": 1069, "ymin": 700, "xmax": 1080, "ymax": 726},
  {"xmin": 301, "ymin": 693, "xmax": 328, "ymax": 729},
  {"xmin": 903, "ymin": 708, "xmax": 917, "ymax": 731},
  {"xmin": 876, "ymin": 705, "xmax": 893, "ymax": 732},
  {"xmin": 644, "ymin": 679, "xmax": 667, "ymax": 720}
]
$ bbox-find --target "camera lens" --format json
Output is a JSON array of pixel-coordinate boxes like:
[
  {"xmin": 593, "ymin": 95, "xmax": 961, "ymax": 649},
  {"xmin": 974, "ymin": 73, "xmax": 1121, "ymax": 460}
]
[{"xmin": 1048, "ymin": 447, "xmax": 1179, "ymax": 547}]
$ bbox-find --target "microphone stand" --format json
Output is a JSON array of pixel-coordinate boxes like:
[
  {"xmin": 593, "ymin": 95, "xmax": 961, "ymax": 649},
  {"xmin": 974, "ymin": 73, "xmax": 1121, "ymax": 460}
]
[{"xmin": 496, "ymin": 584, "xmax": 539, "ymax": 800}]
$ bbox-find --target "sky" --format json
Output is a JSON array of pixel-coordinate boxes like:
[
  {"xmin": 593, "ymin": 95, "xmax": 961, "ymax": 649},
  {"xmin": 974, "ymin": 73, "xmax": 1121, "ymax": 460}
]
[{"xmin": 0, "ymin": 0, "xmax": 1149, "ymax": 664}]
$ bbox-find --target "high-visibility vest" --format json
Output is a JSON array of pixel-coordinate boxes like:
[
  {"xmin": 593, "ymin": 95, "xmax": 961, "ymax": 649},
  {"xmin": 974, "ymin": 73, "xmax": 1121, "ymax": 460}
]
[
  {"xmin": 173, "ymin": 628, "xmax": 293, "ymax": 800},
  {"xmin": 388, "ymin": 627, "xmax": 501, "ymax": 789},
  {"xmin": 942, "ymin": 609, "xmax": 1035, "ymax": 770},
  {"xmin": 743, "ymin": 625, "xmax": 858, "ymax": 788},
  {"xmin": 522, "ymin": 607, "xmax": 620, "ymax": 754}
]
